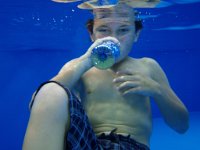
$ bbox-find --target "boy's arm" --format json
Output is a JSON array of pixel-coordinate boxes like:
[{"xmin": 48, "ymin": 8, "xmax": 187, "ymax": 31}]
[
  {"xmin": 113, "ymin": 57, "xmax": 189, "ymax": 134},
  {"xmin": 149, "ymin": 58, "xmax": 189, "ymax": 133},
  {"xmin": 51, "ymin": 55, "xmax": 92, "ymax": 89}
]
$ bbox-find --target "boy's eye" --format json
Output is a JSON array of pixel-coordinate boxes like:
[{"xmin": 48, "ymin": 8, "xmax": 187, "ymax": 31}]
[
  {"xmin": 97, "ymin": 28, "xmax": 109, "ymax": 32},
  {"xmin": 118, "ymin": 28, "xmax": 129, "ymax": 33}
]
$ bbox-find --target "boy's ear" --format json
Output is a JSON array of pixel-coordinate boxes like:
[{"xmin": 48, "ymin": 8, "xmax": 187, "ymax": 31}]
[
  {"xmin": 89, "ymin": 32, "xmax": 95, "ymax": 42},
  {"xmin": 134, "ymin": 29, "xmax": 142, "ymax": 42}
]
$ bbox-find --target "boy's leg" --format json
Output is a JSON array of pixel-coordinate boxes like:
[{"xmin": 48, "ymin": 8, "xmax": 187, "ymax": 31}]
[{"xmin": 23, "ymin": 81, "xmax": 70, "ymax": 150}]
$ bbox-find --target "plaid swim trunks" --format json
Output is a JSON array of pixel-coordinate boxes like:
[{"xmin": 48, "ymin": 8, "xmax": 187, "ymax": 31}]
[{"xmin": 29, "ymin": 81, "xmax": 150, "ymax": 150}]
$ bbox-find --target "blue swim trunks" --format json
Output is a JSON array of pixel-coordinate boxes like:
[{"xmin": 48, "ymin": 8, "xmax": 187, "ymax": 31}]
[{"xmin": 29, "ymin": 81, "xmax": 150, "ymax": 150}]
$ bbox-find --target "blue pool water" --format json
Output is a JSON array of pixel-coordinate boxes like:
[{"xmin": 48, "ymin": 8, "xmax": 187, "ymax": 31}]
[{"xmin": 0, "ymin": 0, "xmax": 200, "ymax": 149}]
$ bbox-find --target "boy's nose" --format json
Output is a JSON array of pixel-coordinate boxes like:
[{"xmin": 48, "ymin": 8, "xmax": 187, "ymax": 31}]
[{"xmin": 109, "ymin": 32, "xmax": 118, "ymax": 40}]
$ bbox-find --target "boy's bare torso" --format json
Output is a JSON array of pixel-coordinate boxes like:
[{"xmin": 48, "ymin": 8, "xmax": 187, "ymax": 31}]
[{"xmin": 77, "ymin": 57, "xmax": 153, "ymax": 146}]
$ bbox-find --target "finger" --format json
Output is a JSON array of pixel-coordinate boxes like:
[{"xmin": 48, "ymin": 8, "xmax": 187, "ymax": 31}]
[
  {"xmin": 122, "ymin": 87, "xmax": 141, "ymax": 96},
  {"xmin": 113, "ymin": 76, "xmax": 132, "ymax": 83},
  {"xmin": 95, "ymin": 37, "xmax": 120, "ymax": 46},
  {"xmin": 102, "ymin": 36, "xmax": 120, "ymax": 45},
  {"xmin": 113, "ymin": 75, "xmax": 140, "ymax": 83},
  {"xmin": 117, "ymin": 81, "xmax": 139, "ymax": 92}
]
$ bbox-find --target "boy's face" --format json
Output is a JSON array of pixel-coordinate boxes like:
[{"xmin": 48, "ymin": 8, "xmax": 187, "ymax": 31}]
[{"xmin": 91, "ymin": 5, "xmax": 140, "ymax": 62}]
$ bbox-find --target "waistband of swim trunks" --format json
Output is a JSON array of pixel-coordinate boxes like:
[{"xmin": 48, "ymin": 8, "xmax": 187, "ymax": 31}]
[{"xmin": 97, "ymin": 128, "xmax": 150, "ymax": 150}]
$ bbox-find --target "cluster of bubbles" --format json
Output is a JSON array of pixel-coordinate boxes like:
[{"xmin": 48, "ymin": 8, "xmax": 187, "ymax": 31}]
[
  {"xmin": 10, "ymin": 9, "xmax": 77, "ymax": 32},
  {"xmin": 135, "ymin": 11, "xmax": 159, "ymax": 23}
]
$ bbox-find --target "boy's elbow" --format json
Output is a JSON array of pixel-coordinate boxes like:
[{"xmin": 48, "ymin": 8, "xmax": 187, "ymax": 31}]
[
  {"xmin": 175, "ymin": 111, "xmax": 190, "ymax": 134},
  {"xmin": 166, "ymin": 109, "xmax": 189, "ymax": 134},
  {"xmin": 176, "ymin": 121, "xmax": 189, "ymax": 134}
]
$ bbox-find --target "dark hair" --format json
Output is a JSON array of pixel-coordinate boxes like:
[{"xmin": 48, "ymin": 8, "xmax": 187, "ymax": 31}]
[{"xmin": 86, "ymin": 19, "xmax": 143, "ymax": 34}]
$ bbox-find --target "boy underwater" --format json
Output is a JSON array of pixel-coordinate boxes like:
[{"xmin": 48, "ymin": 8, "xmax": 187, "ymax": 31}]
[{"xmin": 23, "ymin": 1, "xmax": 189, "ymax": 150}]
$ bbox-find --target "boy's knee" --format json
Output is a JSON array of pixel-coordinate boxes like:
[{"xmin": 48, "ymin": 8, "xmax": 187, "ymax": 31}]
[{"xmin": 30, "ymin": 82, "xmax": 70, "ymax": 125}]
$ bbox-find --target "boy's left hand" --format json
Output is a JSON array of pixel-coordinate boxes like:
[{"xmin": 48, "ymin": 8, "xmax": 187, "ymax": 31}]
[{"xmin": 113, "ymin": 70, "xmax": 160, "ymax": 97}]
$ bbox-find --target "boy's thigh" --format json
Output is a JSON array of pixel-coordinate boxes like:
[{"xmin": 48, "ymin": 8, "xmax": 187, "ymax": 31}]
[{"xmin": 24, "ymin": 81, "xmax": 70, "ymax": 150}]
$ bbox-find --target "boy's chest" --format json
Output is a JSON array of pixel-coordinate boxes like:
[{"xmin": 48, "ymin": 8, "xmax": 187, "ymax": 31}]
[
  {"xmin": 81, "ymin": 63, "xmax": 150, "ymax": 103},
  {"xmin": 83, "ymin": 69, "xmax": 116, "ymax": 95}
]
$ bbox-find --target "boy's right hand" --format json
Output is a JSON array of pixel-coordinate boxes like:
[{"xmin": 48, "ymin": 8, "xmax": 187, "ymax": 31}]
[{"xmin": 83, "ymin": 36, "xmax": 120, "ymax": 59}]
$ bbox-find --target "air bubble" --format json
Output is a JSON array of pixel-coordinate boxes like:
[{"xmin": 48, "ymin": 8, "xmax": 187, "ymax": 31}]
[{"xmin": 52, "ymin": 18, "xmax": 56, "ymax": 22}]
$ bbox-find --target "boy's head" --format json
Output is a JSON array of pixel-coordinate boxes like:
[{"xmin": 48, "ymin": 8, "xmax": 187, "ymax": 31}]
[
  {"xmin": 86, "ymin": 4, "xmax": 143, "ymax": 62},
  {"xmin": 87, "ymin": 4, "xmax": 143, "ymax": 34}
]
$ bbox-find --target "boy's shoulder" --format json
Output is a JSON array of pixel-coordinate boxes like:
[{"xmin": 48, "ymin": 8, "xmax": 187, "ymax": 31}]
[
  {"xmin": 128, "ymin": 57, "xmax": 162, "ymax": 76},
  {"xmin": 130, "ymin": 57, "xmax": 157, "ymax": 63},
  {"xmin": 127, "ymin": 57, "xmax": 159, "ymax": 68}
]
